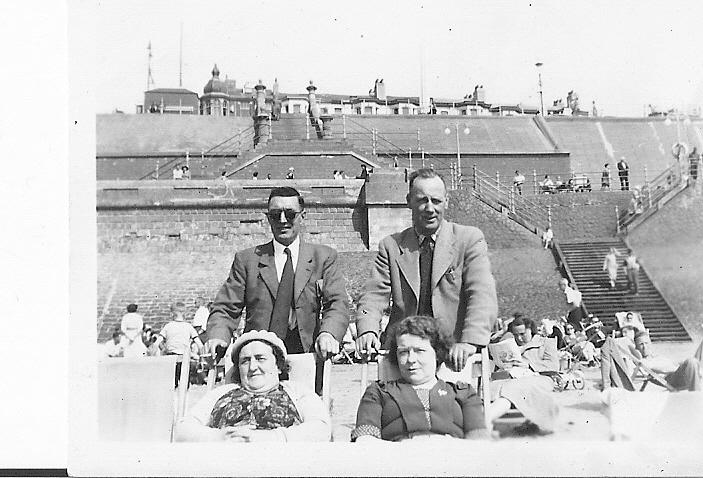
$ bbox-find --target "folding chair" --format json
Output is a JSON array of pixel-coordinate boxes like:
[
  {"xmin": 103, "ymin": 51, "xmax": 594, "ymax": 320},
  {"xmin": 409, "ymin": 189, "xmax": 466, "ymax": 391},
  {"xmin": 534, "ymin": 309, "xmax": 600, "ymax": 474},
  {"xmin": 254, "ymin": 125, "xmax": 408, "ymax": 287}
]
[
  {"xmin": 600, "ymin": 336, "xmax": 675, "ymax": 392},
  {"xmin": 360, "ymin": 348, "xmax": 492, "ymax": 432},
  {"xmin": 98, "ymin": 355, "xmax": 178, "ymax": 442}
]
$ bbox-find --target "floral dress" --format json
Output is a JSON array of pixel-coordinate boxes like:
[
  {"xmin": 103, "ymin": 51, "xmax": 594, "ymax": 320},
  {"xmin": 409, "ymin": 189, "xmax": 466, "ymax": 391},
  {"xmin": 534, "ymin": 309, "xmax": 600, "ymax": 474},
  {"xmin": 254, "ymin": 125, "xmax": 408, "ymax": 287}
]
[{"xmin": 209, "ymin": 384, "xmax": 302, "ymax": 430}]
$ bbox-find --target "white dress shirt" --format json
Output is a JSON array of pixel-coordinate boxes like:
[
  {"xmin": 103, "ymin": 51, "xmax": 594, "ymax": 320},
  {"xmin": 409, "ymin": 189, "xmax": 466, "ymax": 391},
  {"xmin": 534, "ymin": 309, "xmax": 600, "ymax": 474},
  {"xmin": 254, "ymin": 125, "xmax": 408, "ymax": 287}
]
[{"xmin": 272, "ymin": 237, "xmax": 300, "ymax": 280}]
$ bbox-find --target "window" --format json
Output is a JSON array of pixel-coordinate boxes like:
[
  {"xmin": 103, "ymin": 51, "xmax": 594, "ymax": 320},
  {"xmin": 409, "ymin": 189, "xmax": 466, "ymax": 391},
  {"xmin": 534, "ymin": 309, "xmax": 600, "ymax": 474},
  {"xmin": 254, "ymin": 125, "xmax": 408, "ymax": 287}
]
[
  {"xmin": 440, "ymin": 111, "xmax": 449, "ymax": 115},
  {"xmin": 356, "ymin": 107, "xmax": 362, "ymax": 115},
  {"xmin": 471, "ymin": 109, "xmax": 478, "ymax": 116},
  {"xmin": 394, "ymin": 109, "xmax": 399, "ymax": 115},
  {"xmin": 402, "ymin": 107, "xmax": 409, "ymax": 115},
  {"xmin": 321, "ymin": 108, "xmax": 328, "ymax": 114},
  {"xmin": 461, "ymin": 110, "xmax": 467, "ymax": 115},
  {"xmin": 364, "ymin": 106, "xmax": 372, "ymax": 114},
  {"xmin": 222, "ymin": 103, "xmax": 228, "ymax": 116},
  {"xmin": 293, "ymin": 104, "xmax": 301, "ymax": 113},
  {"xmin": 334, "ymin": 107, "xmax": 342, "ymax": 114}
]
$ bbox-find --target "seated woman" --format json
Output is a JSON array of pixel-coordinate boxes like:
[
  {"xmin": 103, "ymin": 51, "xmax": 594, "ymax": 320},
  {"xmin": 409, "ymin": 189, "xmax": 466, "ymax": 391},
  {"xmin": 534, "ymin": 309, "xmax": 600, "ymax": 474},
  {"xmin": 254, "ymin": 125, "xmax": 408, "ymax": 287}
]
[
  {"xmin": 352, "ymin": 315, "xmax": 489, "ymax": 442},
  {"xmin": 488, "ymin": 316, "xmax": 560, "ymax": 434},
  {"xmin": 175, "ymin": 330, "xmax": 330, "ymax": 442}
]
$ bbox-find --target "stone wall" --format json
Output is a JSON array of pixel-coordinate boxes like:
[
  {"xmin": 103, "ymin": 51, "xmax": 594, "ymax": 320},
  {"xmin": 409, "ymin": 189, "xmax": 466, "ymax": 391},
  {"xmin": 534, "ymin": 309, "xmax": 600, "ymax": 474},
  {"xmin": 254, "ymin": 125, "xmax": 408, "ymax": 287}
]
[{"xmin": 97, "ymin": 179, "xmax": 368, "ymax": 253}]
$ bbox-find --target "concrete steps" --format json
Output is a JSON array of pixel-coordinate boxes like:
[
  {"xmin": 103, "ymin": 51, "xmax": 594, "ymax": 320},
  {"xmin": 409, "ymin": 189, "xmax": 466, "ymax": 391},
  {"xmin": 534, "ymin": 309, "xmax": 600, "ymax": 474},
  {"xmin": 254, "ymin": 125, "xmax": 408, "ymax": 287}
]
[{"xmin": 558, "ymin": 238, "xmax": 689, "ymax": 341}]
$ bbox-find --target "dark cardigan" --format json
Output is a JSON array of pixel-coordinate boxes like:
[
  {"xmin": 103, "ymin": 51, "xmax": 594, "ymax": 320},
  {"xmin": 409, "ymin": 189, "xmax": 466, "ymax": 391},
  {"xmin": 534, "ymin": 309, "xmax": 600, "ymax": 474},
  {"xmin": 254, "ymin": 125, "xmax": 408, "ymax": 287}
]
[{"xmin": 352, "ymin": 379, "xmax": 485, "ymax": 441}]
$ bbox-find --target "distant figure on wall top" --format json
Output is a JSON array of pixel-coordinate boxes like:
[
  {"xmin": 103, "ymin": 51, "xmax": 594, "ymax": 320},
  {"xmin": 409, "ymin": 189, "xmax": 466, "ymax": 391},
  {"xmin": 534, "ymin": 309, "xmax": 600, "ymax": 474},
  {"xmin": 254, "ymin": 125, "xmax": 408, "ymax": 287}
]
[
  {"xmin": 617, "ymin": 157, "xmax": 629, "ymax": 191},
  {"xmin": 286, "ymin": 167, "xmax": 295, "ymax": 180},
  {"xmin": 601, "ymin": 163, "xmax": 611, "ymax": 190}
]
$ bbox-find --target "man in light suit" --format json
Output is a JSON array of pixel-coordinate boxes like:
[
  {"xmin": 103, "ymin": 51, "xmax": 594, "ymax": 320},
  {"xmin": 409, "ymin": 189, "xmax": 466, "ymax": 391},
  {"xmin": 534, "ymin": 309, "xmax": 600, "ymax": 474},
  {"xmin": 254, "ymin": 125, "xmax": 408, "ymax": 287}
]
[
  {"xmin": 206, "ymin": 187, "xmax": 349, "ymax": 365},
  {"xmin": 355, "ymin": 168, "xmax": 497, "ymax": 371}
]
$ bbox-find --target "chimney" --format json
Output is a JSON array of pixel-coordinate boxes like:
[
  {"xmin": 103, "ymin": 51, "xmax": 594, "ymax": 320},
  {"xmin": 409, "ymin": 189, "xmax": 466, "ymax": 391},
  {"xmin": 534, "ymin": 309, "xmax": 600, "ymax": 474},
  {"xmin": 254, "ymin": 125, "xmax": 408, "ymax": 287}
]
[{"xmin": 375, "ymin": 78, "xmax": 386, "ymax": 100}]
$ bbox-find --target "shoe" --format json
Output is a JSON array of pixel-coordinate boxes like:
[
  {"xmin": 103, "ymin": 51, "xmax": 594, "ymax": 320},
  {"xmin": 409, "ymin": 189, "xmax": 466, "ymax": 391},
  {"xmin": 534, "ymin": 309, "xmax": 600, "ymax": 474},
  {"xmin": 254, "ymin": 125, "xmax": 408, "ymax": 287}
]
[{"xmin": 513, "ymin": 421, "xmax": 540, "ymax": 436}]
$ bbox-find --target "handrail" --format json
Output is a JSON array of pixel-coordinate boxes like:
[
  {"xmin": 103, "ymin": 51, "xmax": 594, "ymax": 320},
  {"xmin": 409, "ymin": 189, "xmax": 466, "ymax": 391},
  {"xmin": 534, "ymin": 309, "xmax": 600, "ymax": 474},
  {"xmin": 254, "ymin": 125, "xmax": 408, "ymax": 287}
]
[
  {"xmin": 138, "ymin": 126, "xmax": 257, "ymax": 180},
  {"xmin": 616, "ymin": 161, "xmax": 685, "ymax": 230},
  {"xmin": 471, "ymin": 165, "xmax": 550, "ymax": 232}
]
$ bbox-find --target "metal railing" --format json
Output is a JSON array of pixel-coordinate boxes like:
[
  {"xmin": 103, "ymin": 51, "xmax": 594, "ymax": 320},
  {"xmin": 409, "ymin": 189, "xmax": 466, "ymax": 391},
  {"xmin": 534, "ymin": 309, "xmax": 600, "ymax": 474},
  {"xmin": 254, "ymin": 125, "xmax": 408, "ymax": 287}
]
[
  {"xmin": 471, "ymin": 165, "xmax": 550, "ymax": 233},
  {"xmin": 616, "ymin": 161, "xmax": 687, "ymax": 231},
  {"xmin": 139, "ymin": 126, "xmax": 256, "ymax": 180}
]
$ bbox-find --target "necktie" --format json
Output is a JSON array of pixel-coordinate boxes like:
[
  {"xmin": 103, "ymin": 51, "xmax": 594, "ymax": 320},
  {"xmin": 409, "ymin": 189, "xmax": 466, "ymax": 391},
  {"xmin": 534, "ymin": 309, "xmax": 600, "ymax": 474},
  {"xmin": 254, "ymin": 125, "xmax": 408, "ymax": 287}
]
[
  {"xmin": 418, "ymin": 236, "xmax": 434, "ymax": 316},
  {"xmin": 270, "ymin": 247, "xmax": 295, "ymax": 338}
]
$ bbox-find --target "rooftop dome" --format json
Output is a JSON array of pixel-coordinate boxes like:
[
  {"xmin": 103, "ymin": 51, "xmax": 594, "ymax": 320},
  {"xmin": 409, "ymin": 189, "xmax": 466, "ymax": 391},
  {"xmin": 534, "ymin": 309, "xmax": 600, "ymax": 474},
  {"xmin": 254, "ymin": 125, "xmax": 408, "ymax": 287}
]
[{"xmin": 203, "ymin": 64, "xmax": 227, "ymax": 95}]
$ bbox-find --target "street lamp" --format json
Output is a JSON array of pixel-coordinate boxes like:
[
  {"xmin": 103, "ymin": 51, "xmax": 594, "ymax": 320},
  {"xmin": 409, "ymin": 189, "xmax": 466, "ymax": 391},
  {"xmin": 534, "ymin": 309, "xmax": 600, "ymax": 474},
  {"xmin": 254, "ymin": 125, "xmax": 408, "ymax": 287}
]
[
  {"xmin": 535, "ymin": 62, "xmax": 544, "ymax": 116},
  {"xmin": 444, "ymin": 123, "xmax": 470, "ymax": 180}
]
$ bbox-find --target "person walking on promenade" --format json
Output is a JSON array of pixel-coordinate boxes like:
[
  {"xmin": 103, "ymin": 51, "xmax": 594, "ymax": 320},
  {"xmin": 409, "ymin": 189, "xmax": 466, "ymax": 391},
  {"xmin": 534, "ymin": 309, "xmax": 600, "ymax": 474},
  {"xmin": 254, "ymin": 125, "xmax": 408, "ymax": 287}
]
[
  {"xmin": 206, "ymin": 186, "xmax": 349, "ymax": 392},
  {"xmin": 617, "ymin": 157, "xmax": 629, "ymax": 191},
  {"xmin": 601, "ymin": 163, "xmax": 611, "ymax": 190},
  {"xmin": 513, "ymin": 170, "xmax": 525, "ymax": 195},
  {"xmin": 355, "ymin": 168, "xmax": 498, "ymax": 372},
  {"xmin": 602, "ymin": 247, "xmax": 622, "ymax": 289}
]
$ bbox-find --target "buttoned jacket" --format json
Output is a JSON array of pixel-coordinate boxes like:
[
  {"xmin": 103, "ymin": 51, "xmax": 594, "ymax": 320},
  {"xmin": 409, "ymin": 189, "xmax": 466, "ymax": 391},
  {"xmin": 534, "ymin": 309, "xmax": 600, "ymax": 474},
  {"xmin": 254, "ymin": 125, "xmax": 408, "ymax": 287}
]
[{"xmin": 356, "ymin": 221, "xmax": 497, "ymax": 347}]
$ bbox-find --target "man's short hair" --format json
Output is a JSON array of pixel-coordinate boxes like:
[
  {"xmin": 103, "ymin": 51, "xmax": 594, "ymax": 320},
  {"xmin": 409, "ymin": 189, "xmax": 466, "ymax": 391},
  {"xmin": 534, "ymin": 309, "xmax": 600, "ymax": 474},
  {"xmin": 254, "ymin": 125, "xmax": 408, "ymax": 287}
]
[
  {"xmin": 510, "ymin": 315, "xmax": 538, "ymax": 335},
  {"xmin": 408, "ymin": 168, "xmax": 446, "ymax": 192},
  {"xmin": 126, "ymin": 303, "xmax": 138, "ymax": 313},
  {"xmin": 268, "ymin": 186, "xmax": 304, "ymax": 209}
]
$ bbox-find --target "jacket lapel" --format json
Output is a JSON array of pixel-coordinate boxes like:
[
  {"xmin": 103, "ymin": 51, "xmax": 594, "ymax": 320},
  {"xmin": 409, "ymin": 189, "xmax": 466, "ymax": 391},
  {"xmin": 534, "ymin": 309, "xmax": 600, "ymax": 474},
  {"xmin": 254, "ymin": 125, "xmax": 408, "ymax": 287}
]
[
  {"xmin": 396, "ymin": 229, "xmax": 420, "ymax": 301},
  {"xmin": 257, "ymin": 242, "xmax": 278, "ymax": 298},
  {"xmin": 293, "ymin": 242, "xmax": 314, "ymax": 305},
  {"xmin": 431, "ymin": 222, "xmax": 457, "ymax": 290}
]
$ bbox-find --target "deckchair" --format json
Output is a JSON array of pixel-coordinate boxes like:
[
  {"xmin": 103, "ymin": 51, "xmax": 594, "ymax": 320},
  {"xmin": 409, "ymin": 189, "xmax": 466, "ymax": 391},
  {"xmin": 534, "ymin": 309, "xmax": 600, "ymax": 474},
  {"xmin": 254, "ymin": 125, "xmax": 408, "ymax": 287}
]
[
  {"xmin": 360, "ymin": 348, "xmax": 492, "ymax": 431},
  {"xmin": 201, "ymin": 343, "xmax": 332, "ymax": 412},
  {"xmin": 600, "ymin": 337, "xmax": 675, "ymax": 391},
  {"xmin": 98, "ymin": 354, "xmax": 178, "ymax": 442}
]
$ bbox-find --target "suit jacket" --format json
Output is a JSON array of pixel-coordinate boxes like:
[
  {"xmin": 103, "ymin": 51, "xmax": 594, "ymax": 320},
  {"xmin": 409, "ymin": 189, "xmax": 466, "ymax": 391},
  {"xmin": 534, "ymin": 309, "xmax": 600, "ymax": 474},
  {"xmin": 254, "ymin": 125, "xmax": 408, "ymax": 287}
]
[
  {"xmin": 356, "ymin": 221, "xmax": 497, "ymax": 347},
  {"xmin": 207, "ymin": 240, "xmax": 349, "ymax": 352}
]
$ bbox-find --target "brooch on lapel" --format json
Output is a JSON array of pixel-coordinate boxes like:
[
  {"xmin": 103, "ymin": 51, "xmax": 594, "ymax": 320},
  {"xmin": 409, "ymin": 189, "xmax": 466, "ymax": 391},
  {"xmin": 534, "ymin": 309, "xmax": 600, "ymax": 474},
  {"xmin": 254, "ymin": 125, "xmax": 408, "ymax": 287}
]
[{"xmin": 437, "ymin": 389, "xmax": 448, "ymax": 396}]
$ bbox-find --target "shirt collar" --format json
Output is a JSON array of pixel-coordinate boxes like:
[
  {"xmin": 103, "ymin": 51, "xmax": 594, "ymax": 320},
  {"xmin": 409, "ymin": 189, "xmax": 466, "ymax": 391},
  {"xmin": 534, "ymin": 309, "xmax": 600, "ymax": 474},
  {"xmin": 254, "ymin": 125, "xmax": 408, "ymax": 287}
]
[
  {"xmin": 273, "ymin": 236, "xmax": 300, "ymax": 257},
  {"xmin": 414, "ymin": 222, "xmax": 442, "ymax": 245}
]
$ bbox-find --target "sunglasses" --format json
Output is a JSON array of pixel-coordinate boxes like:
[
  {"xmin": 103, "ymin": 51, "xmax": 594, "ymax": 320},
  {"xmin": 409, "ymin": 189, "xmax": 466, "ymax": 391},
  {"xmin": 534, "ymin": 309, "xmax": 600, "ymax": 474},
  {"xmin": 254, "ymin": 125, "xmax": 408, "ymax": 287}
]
[{"xmin": 266, "ymin": 209, "xmax": 302, "ymax": 222}]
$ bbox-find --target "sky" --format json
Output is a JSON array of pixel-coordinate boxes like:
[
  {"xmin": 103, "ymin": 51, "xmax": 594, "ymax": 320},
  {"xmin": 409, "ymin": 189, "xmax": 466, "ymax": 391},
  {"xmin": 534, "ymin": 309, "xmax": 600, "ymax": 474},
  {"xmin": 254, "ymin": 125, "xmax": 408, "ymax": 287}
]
[{"xmin": 95, "ymin": 0, "xmax": 703, "ymax": 117}]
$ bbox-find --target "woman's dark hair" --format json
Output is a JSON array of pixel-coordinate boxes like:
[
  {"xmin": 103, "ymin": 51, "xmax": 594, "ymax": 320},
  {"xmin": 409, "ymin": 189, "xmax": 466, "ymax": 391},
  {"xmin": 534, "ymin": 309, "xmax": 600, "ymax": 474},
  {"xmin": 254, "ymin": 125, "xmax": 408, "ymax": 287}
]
[
  {"xmin": 230, "ymin": 339, "xmax": 290, "ymax": 382},
  {"xmin": 387, "ymin": 315, "xmax": 454, "ymax": 367},
  {"xmin": 509, "ymin": 315, "xmax": 538, "ymax": 335}
]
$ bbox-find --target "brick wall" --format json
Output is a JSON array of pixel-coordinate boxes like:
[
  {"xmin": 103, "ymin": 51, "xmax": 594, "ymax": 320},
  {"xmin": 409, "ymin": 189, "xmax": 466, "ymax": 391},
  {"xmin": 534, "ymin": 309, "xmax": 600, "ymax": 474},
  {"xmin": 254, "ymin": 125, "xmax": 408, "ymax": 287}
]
[{"xmin": 97, "ymin": 179, "xmax": 368, "ymax": 253}]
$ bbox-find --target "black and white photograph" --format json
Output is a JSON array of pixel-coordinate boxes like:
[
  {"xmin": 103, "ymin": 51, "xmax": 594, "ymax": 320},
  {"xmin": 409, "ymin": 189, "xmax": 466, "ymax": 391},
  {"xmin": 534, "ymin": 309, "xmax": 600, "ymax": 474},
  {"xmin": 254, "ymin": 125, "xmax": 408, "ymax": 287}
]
[{"xmin": 5, "ymin": 0, "xmax": 703, "ymax": 475}]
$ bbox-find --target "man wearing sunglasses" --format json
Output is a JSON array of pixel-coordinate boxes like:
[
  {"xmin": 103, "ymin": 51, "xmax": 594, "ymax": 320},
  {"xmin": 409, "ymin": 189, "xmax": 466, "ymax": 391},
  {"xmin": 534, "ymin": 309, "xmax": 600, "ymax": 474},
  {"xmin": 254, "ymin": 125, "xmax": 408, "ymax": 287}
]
[{"xmin": 206, "ymin": 187, "xmax": 349, "ymax": 389}]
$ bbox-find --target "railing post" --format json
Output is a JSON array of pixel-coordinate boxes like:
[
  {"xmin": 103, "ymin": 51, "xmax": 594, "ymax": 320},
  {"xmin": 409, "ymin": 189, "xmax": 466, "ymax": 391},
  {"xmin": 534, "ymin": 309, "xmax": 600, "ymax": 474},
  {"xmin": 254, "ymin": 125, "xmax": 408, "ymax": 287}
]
[
  {"xmin": 201, "ymin": 150, "xmax": 204, "ymax": 163},
  {"xmin": 643, "ymin": 165, "xmax": 648, "ymax": 184},
  {"xmin": 473, "ymin": 164, "xmax": 478, "ymax": 192},
  {"xmin": 647, "ymin": 185, "xmax": 653, "ymax": 208},
  {"xmin": 185, "ymin": 150, "xmax": 190, "ymax": 171},
  {"xmin": 533, "ymin": 169, "xmax": 538, "ymax": 195},
  {"xmin": 421, "ymin": 149, "xmax": 425, "ymax": 168},
  {"xmin": 306, "ymin": 117, "xmax": 310, "ymax": 140},
  {"xmin": 268, "ymin": 116, "xmax": 272, "ymax": 140},
  {"xmin": 154, "ymin": 158, "xmax": 159, "ymax": 180},
  {"xmin": 408, "ymin": 150, "xmax": 412, "ymax": 170},
  {"xmin": 372, "ymin": 128, "xmax": 377, "ymax": 155},
  {"xmin": 342, "ymin": 114, "xmax": 347, "ymax": 140},
  {"xmin": 496, "ymin": 171, "xmax": 500, "ymax": 189},
  {"xmin": 417, "ymin": 128, "xmax": 421, "ymax": 152},
  {"xmin": 615, "ymin": 205, "xmax": 620, "ymax": 233},
  {"xmin": 509, "ymin": 187, "xmax": 515, "ymax": 212},
  {"xmin": 547, "ymin": 205, "xmax": 552, "ymax": 229}
]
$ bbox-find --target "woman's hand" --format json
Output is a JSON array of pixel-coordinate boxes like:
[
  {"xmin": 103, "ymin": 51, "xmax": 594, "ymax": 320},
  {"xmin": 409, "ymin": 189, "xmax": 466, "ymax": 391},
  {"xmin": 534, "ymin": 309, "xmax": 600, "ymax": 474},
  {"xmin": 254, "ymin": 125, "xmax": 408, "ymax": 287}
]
[{"xmin": 223, "ymin": 425, "xmax": 283, "ymax": 442}]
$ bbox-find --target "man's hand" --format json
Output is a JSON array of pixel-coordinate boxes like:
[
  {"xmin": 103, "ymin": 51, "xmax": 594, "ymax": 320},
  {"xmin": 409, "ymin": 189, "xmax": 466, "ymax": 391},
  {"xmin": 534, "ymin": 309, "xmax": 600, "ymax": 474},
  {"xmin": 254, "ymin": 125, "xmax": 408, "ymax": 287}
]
[
  {"xmin": 315, "ymin": 332, "xmax": 339, "ymax": 359},
  {"xmin": 448, "ymin": 343, "xmax": 477, "ymax": 371},
  {"xmin": 355, "ymin": 332, "xmax": 380, "ymax": 359},
  {"xmin": 205, "ymin": 338, "xmax": 228, "ymax": 357}
]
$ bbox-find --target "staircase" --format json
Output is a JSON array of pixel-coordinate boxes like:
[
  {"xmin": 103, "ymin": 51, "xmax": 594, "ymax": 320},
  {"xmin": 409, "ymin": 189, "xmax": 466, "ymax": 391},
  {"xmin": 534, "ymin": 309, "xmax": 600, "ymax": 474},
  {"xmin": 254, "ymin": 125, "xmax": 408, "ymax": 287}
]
[{"xmin": 557, "ymin": 238, "xmax": 689, "ymax": 341}]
